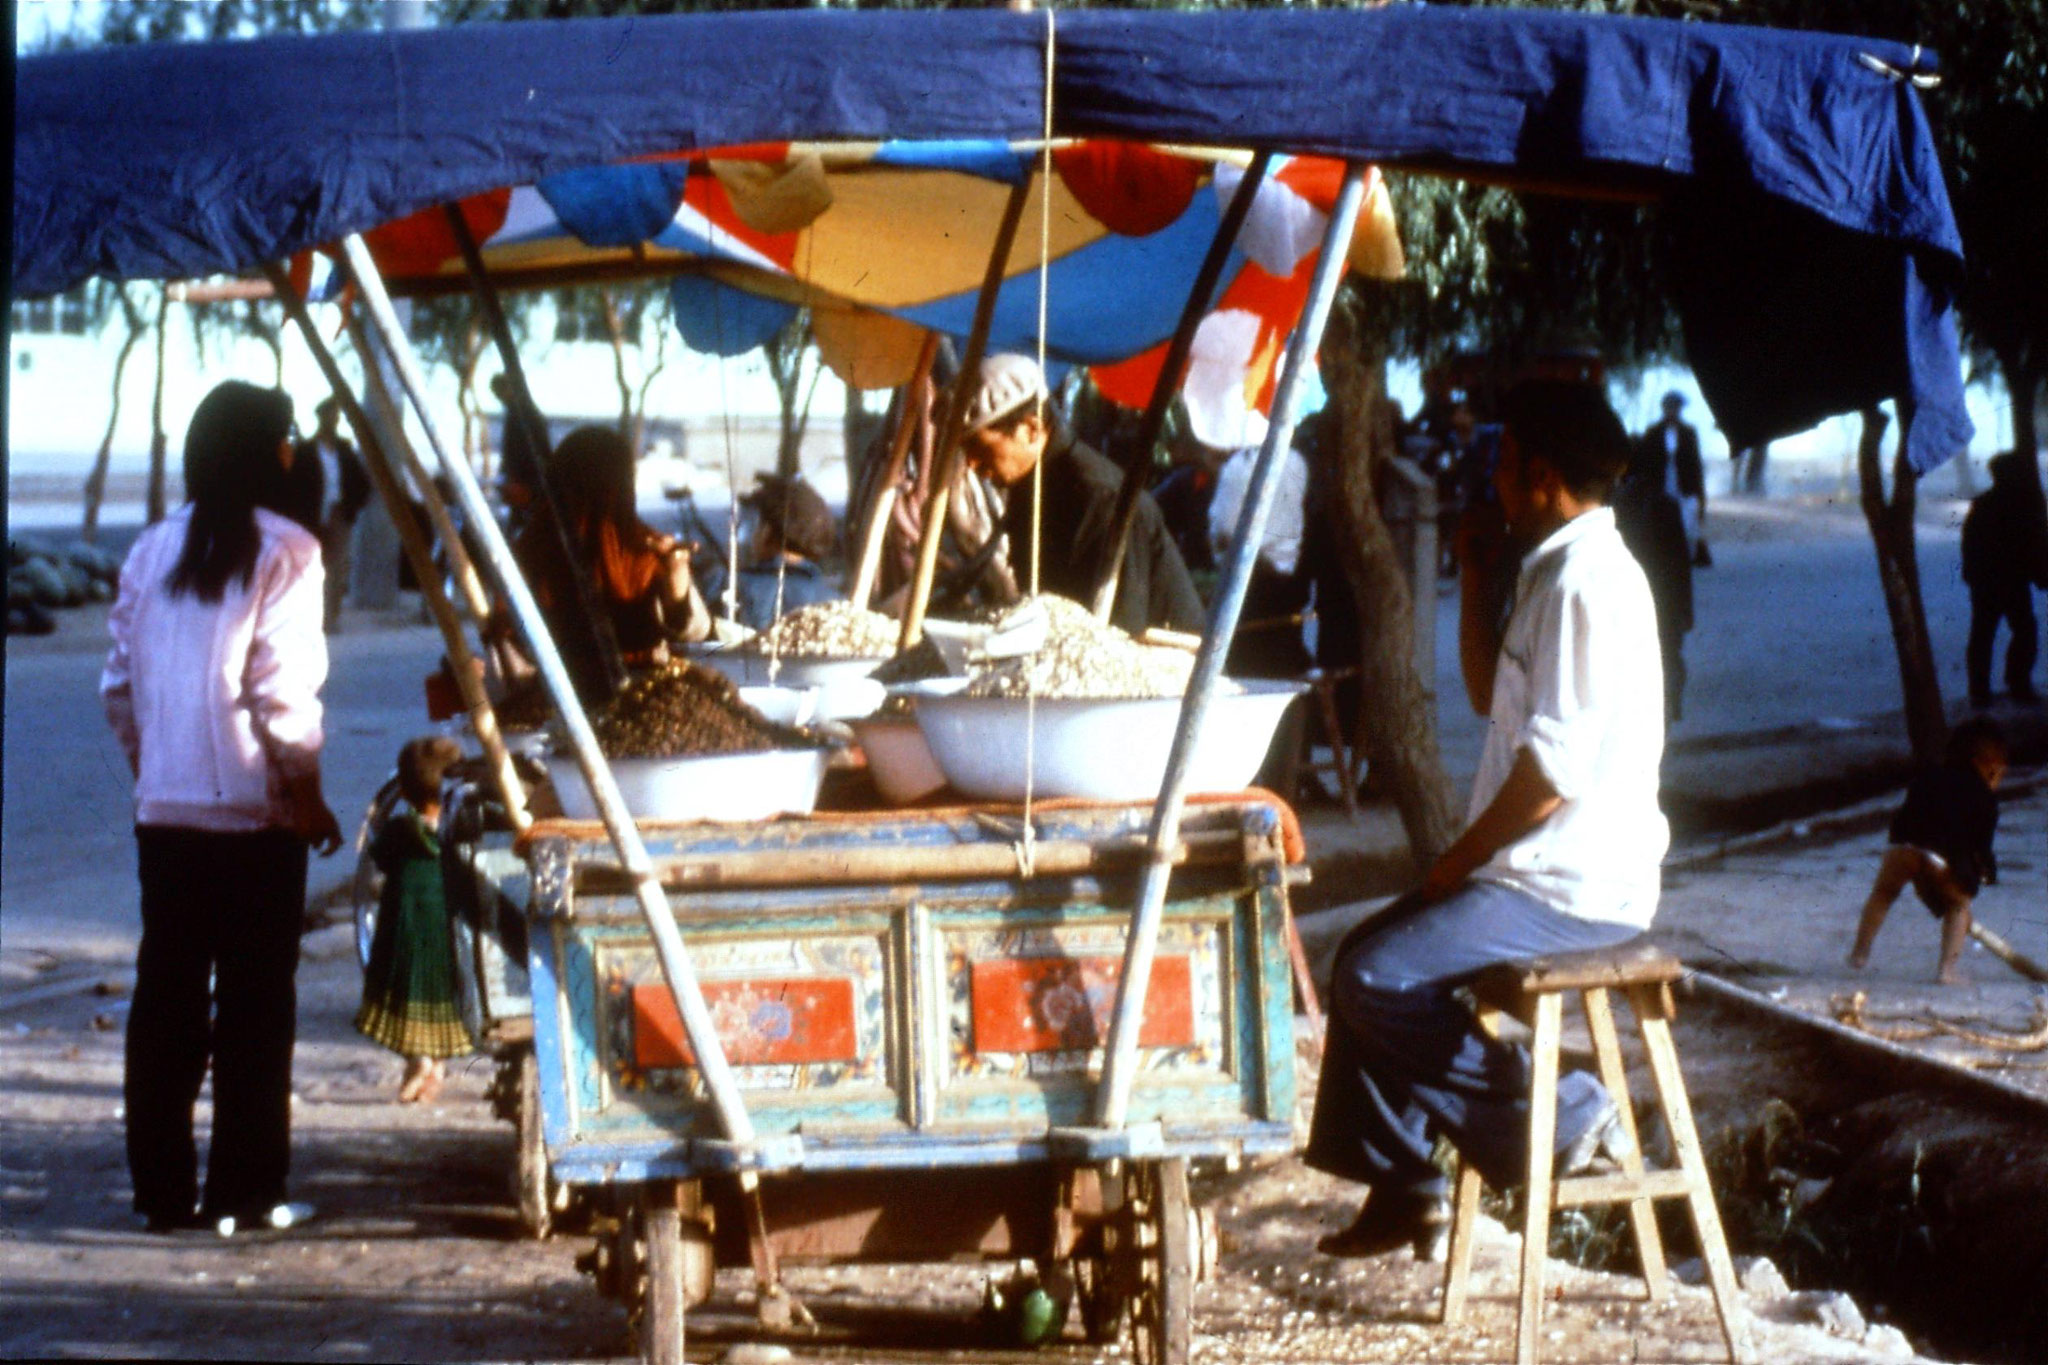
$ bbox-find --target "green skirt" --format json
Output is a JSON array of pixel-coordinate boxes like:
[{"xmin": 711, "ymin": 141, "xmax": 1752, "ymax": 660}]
[{"xmin": 356, "ymin": 841, "xmax": 472, "ymax": 1061}]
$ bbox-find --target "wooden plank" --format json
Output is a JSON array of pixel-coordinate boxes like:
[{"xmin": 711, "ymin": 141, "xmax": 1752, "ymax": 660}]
[
  {"xmin": 575, "ymin": 831, "xmax": 1236, "ymax": 894},
  {"xmin": 1581, "ymin": 987, "xmax": 1669, "ymax": 1299},
  {"xmin": 1551, "ymin": 1170, "xmax": 1694, "ymax": 1206},
  {"xmin": 1479, "ymin": 939, "xmax": 1681, "ymax": 998},
  {"xmin": 1517, "ymin": 992, "xmax": 1563, "ymax": 1365},
  {"xmin": 1633, "ymin": 987, "xmax": 1753, "ymax": 1365}
]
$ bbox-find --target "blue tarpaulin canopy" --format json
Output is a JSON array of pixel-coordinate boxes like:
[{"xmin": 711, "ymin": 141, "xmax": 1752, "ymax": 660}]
[{"xmin": 12, "ymin": 6, "xmax": 1971, "ymax": 467}]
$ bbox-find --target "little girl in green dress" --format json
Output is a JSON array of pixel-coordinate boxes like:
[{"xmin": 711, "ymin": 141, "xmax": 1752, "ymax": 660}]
[{"xmin": 355, "ymin": 736, "xmax": 470, "ymax": 1102}]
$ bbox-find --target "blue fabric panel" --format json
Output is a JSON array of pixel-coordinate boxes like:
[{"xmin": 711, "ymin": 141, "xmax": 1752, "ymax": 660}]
[
  {"xmin": 889, "ymin": 192, "xmax": 1225, "ymax": 364},
  {"xmin": 537, "ymin": 163, "xmax": 689, "ymax": 248},
  {"xmin": 13, "ymin": 6, "xmax": 1970, "ymax": 466},
  {"xmin": 13, "ymin": 10, "xmax": 1047, "ymax": 298},
  {"xmin": 668, "ymin": 275, "xmax": 793, "ymax": 358},
  {"xmin": 870, "ymin": 140, "xmax": 1032, "ymax": 186}
]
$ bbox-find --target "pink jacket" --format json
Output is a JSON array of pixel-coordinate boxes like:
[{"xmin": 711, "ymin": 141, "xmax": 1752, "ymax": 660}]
[{"xmin": 102, "ymin": 506, "xmax": 328, "ymax": 832}]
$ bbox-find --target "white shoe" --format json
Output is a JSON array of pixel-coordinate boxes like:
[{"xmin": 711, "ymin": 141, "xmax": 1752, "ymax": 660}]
[
  {"xmin": 214, "ymin": 1202, "xmax": 316, "ymax": 1237},
  {"xmin": 1559, "ymin": 1103, "xmax": 1634, "ymax": 1177}
]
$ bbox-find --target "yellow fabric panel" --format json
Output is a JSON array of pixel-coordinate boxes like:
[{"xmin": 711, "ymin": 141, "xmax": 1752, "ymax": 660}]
[
  {"xmin": 708, "ymin": 152, "xmax": 837, "ymax": 235},
  {"xmin": 790, "ymin": 168, "xmax": 1104, "ymax": 309},
  {"xmin": 812, "ymin": 308, "xmax": 931, "ymax": 390},
  {"xmin": 1350, "ymin": 174, "xmax": 1406, "ymax": 281}
]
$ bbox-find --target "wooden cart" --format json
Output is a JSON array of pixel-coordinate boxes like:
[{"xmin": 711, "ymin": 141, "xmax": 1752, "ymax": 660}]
[{"xmin": 524, "ymin": 796, "xmax": 1302, "ymax": 1362}]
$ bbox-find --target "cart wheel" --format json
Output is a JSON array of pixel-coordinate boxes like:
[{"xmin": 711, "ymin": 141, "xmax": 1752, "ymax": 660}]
[
  {"xmin": 1073, "ymin": 1253, "xmax": 1126, "ymax": 1344},
  {"xmin": 514, "ymin": 1049, "xmax": 554, "ymax": 1240},
  {"xmin": 639, "ymin": 1190, "xmax": 686, "ymax": 1365},
  {"xmin": 350, "ymin": 775, "xmax": 403, "ymax": 970},
  {"xmin": 1131, "ymin": 1158, "xmax": 1194, "ymax": 1365}
]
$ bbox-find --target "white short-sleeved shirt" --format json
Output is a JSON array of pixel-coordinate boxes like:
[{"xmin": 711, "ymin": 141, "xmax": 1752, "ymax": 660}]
[
  {"xmin": 1469, "ymin": 507, "xmax": 1668, "ymax": 928},
  {"xmin": 1208, "ymin": 444, "xmax": 1308, "ymax": 577}
]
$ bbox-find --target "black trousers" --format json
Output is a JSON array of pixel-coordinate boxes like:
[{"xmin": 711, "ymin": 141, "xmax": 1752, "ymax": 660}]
[
  {"xmin": 127, "ymin": 825, "xmax": 306, "ymax": 1222},
  {"xmin": 1967, "ymin": 582, "xmax": 2038, "ymax": 700}
]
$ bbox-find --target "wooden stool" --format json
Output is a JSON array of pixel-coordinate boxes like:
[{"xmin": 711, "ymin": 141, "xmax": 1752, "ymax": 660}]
[{"xmin": 1439, "ymin": 940, "xmax": 1751, "ymax": 1365}]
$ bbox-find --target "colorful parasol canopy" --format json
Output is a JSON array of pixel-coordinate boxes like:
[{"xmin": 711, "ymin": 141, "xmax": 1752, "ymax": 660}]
[{"xmin": 336, "ymin": 140, "xmax": 1403, "ymax": 448}]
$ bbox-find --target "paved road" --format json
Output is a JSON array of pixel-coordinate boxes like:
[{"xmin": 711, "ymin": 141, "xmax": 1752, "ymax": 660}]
[
  {"xmin": 3, "ymin": 612, "xmax": 448, "ymax": 964},
  {"xmin": 0, "ymin": 494, "xmax": 1988, "ymax": 966}
]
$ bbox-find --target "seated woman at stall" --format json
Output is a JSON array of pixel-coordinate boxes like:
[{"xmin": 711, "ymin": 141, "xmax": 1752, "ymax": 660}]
[
  {"xmin": 733, "ymin": 472, "xmax": 842, "ymax": 630},
  {"xmin": 498, "ymin": 425, "xmax": 711, "ymax": 700}
]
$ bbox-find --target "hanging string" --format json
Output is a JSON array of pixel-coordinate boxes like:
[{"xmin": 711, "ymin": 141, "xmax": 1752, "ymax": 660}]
[
  {"xmin": 1018, "ymin": 5, "xmax": 1057, "ymax": 876},
  {"xmin": 710, "ymin": 277, "xmax": 743, "ymax": 629}
]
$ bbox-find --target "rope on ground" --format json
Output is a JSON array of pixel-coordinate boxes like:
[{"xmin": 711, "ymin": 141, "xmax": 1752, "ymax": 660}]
[{"xmin": 1827, "ymin": 989, "xmax": 2048, "ymax": 1050}]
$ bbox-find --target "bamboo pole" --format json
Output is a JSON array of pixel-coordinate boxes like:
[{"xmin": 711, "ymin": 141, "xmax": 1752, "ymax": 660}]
[
  {"xmin": 261, "ymin": 260, "xmax": 530, "ymax": 834},
  {"xmin": 897, "ymin": 179, "xmax": 1032, "ymax": 652},
  {"xmin": 1094, "ymin": 163, "xmax": 1372, "ymax": 1132},
  {"xmin": 442, "ymin": 204, "xmax": 625, "ymax": 698},
  {"xmin": 847, "ymin": 332, "xmax": 939, "ymax": 608},
  {"xmin": 338, "ymin": 234, "xmax": 759, "ymax": 1155},
  {"xmin": 1090, "ymin": 151, "xmax": 1273, "ymax": 620},
  {"xmin": 339, "ymin": 311, "xmax": 494, "ymax": 626}
]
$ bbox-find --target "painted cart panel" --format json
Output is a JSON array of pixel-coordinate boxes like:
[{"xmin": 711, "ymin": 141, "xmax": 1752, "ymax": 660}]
[{"xmin": 525, "ymin": 800, "xmax": 1298, "ymax": 1184}]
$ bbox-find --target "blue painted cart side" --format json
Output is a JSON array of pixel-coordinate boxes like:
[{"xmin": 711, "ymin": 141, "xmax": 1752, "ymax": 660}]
[{"xmin": 524, "ymin": 799, "xmax": 1299, "ymax": 1187}]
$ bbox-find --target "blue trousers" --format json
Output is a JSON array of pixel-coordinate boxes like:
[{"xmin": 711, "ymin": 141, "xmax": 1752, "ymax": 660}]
[{"xmin": 1304, "ymin": 879, "xmax": 1640, "ymax": 1198}]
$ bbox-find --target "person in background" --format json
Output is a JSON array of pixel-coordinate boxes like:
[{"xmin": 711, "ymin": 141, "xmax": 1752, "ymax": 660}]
[
  {"xmin": 519, "ymin": 425, "xmax": 711, "ymax": 684},
  {"xmin": 1307, "ymin": 380, "xmax": 1662, "ymax": 1260},
  {"xmin": 958, "ymin": 353, "xmax": 1204, "ymax": 635},
  {"xmin": 102, "ymin": 379, "xmax": 344, "ymax": 1237},
  {"xmin": 355, "ymin": 736, "xmax": 471, "ymax": 1104},
  {"xmin": 294, "ymin": 397, "xmax": 371, "ymax": 632},
  {"xmin": 1153, "ymin": 426, "xmax": 1226, "ymax": 577},
  {"xmin": 1614, "ymin": 436, "xmax": 1696, "ymax": 724},
  {"xmin": 1209, "ymin": 435, "xmax": 1313, "ymax": 791},
  {"xmin": 1848, "ymin": 718, "xmax": 2007, "ymax": 985},
  {"xmin": 1638, "ymin": 391, "xmax": 1709, "ymax": 567},
  {"xmin": 735, "ymin": 472, "xmax": 843, "ymax": 630},
  {"xmin": 1961, "ymin": 451, "xmax": 2048, "ymax": 708}
]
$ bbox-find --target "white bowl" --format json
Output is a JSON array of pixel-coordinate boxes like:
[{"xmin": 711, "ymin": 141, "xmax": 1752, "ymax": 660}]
[
  {"xmin": 911, "ymin": 680, "xmax": 1305, "ymax": 803},
  {"xmin": 692, "ymin": 645, "xmax": 891, "ymax": 690},
  {"xmin": 543, "ymin": 748, "xmax": 829, "ymax": 822},
  {"xmin": 849, "ymin": 714, "xmax": 948, "ymax": 804},
  {"xmin": 738, "ymin": 684, "xmax": 819, "ymax": 727}
]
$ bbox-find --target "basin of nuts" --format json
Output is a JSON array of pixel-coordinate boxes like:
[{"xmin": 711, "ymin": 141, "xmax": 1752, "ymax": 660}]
[{"xmin": 543, "ymin": 661, "xmax": 829, "ymax": 821}]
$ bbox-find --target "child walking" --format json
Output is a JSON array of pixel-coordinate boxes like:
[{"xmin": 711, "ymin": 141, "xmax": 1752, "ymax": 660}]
[
  {"xmin": 1848, "ymin": 718, "xmax": 2008, "ymax": 985},
  {"xmin": 355, "ymin": 736, "xmax": 471, "ymax": 1101}
]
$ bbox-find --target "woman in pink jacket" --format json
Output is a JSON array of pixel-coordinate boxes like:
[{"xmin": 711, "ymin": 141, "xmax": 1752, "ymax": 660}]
[{"xmin": 102, "ymin": 380, "xmax": 344, "ymax": 1235}]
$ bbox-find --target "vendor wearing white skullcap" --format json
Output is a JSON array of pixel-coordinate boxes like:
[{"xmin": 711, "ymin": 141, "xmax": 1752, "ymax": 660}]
[{"xmin": 959, "ymin": 353, "xmax": 1204, "ymax": 635}]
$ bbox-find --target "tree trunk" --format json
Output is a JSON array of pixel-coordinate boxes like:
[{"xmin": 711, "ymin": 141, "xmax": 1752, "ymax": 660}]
[
  {"xmin": 82, "ymin": 295, "xmax": 148, "ymax": 544},
  {"xmin": 146, "ymin": 286, "xmax": 171, "ymax": 524},
  {"xmin": 1323, "ymin": 298, "xmax": 1461, "ymax": 865},
  {"xmin": 599, "ymin": 289, "xmax": 635, "ymax": 451},
  {"xmin": 1855, "ymin": 407, "xmax": 1946, "ymax": 767}
]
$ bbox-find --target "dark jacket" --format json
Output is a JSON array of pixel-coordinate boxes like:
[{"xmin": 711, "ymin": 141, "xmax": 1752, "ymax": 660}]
[
  {"xmin": 1613, "ymin": 472, "xmax": 1693, "ymax": 636},
  {"xmin": 1634, "ymin": 419, "xmax": 1705, "ymax": 507},
  {"xmin": 1890, "ymin": 764, "xmax": 2000, "ymax": 897},
  {"xmin": 1961, "ymin": 475, "xmax": 2048, "ymax": 596},
  {"xmin": 1001, "ymin": 430, "xmax": 1205, "ymax": 635},
  {"xmin": 293, "ymin": 434, "xmax": 371, "ymax": 526}
]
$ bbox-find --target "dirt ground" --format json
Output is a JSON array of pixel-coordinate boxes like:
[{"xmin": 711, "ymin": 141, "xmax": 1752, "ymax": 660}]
[{"xmin": 1, "ymin": 909, "xmax": 1952, "ymax": 1364}]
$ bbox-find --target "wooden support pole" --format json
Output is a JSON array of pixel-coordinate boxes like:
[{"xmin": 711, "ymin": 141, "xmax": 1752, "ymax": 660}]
[
  {"xmin": 898, "ymin": 179, "xmax": 1032, "ymax": 652},
  {"xmin": 441, "ymin": 203, "xmax": 625, "ymax": 698},
  {"xmin": 847, "ymin": 332, "xmax": 938, "ymax": 609},
  {"xmin": 1090, "ymin": 151, "xmax": 1273, "ymax": 620},
  {"xmin": 339, "ymin": 310, "xmax": 494, "ymax": 627},
  {"xmin": 261, "ymin": 260, "xmax": 531, "ymax": 834},
  {"xmin": 338, "ymin": 233, "xmax": 758, "ymax": 1155}
]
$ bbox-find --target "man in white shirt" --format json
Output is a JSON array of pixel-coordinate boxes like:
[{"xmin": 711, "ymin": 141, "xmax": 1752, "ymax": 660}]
[{"xmin": 1305, "ymin": 379, "xmax": 1667, "ymax": 1258}]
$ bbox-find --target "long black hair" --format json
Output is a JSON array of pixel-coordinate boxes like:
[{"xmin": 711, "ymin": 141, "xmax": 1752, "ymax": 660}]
[
  {"xmin": 548, "ymin": 424, "xmax": 653, "ymax": 553},
  {"xmin": 166, "ymin": 381, "xmax": 296, "ymax": 602}
]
